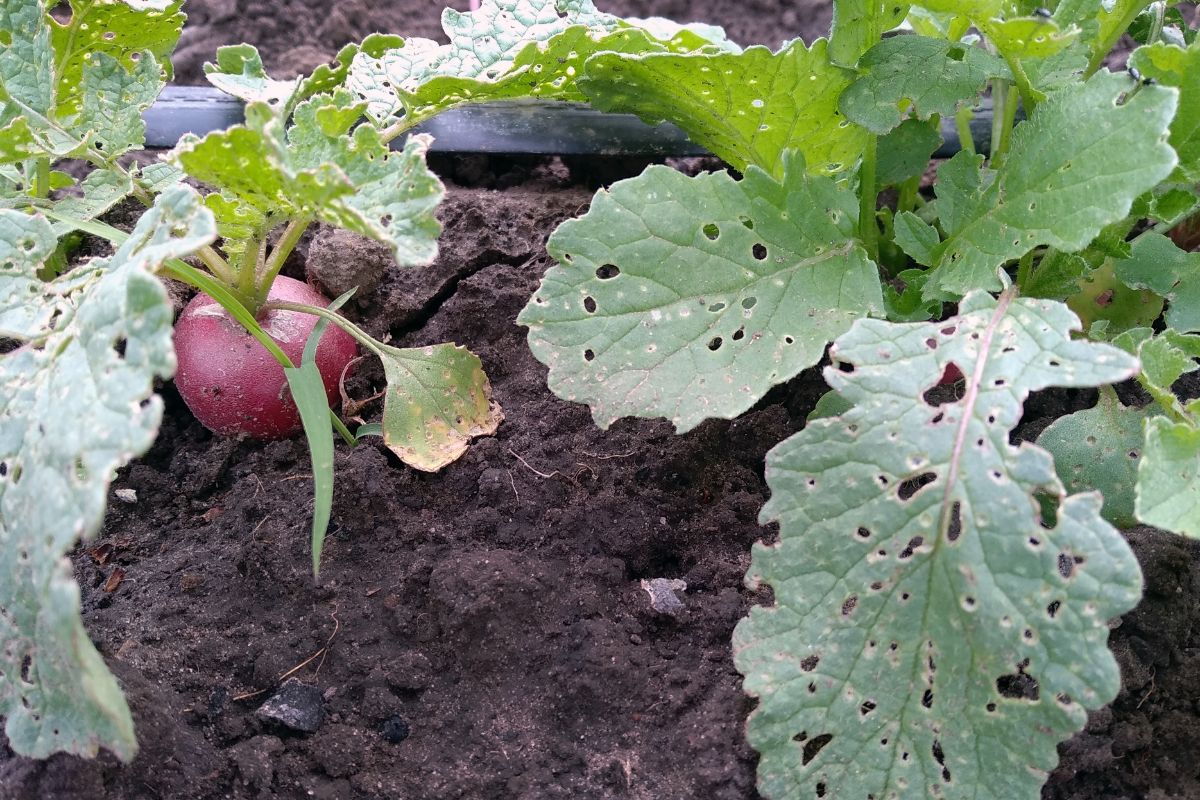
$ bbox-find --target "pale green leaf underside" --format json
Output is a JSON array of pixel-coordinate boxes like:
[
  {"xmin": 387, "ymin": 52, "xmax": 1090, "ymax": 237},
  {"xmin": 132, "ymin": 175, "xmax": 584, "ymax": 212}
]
[
  {"xmin": 49, "ymin": 168, "xmax": 136, "ymax": 236},
  {"xmin": 0, "ymin": 186, "xmax": 216, "ymax": 761},
  {"xmin": 579, "ymin": 39, "xmax": 869, "ymax": 178},
  {"xmin": 76, "ymin": 51, "xmax": 162, "ymax": 156},
  {"xmin": 925, "ymin": 72, "xmax": 1178, "ymax": 299},
  {"xmin": 378, "ymin": 342, "xmax": 503, "ymax": 472},
  {"xmin": 519, "ymin": 151, "xmax": 883, "ymax": 433},
  {"xmin": 840, "ymin": 36, "xmax": 1008, "ymax": 135},
  {"xmin": 1038, "ymin": 391, "xmax": 1151, "ymax": 528},
  {"xmin": 0, "ymin": 211, "xmax": 60, "ymax": 337},
  {"xmin": 1115, "ymin": 232, "xmax": 1200, "ymax": 333},
  {"xmin": 1129, "ymin": 41, "xmax": 1200, "ymax": 181},
  {"xmin": 1137, "ymin": 417, "xmax": 1200, "ymax": 537},
  {"xmin": 734, "ymin": 291, "xmax": 1141, "ymax": 800},
  {"xmin": 347, "ymin": 0, "xmax": 621, "ymax": 122}
]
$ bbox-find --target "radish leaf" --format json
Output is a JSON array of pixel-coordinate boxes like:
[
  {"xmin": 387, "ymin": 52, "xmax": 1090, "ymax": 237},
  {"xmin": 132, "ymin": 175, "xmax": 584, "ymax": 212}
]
[
  {"xmin": 734, "ymin": 291, "xmax": 1141, "ymax": 800},
  {"xmin": 840, "ymin": 36, "xmax": 1007, "ymax": 135},
  {"xmin": 579, "ymin": 39, "xmax": 869, "ymax": 178},
  {"xmin": 924, "ymin": 73, "xmax": 1177, "ymax": 298},
  {"xmin": 0, "ymin": 186, "xmax": 215, "ymax": 761},
  {"xmin": 377, "ymin": 343, "xmax": 503, "ymax": 472},
  {"xmin": 519, "ymin": 150, "xmax": 882, "ymax": 432}
]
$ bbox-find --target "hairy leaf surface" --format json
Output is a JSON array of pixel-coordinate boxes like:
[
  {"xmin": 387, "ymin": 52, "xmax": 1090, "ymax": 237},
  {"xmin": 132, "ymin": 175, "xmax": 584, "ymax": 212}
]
[
  {"xmin": 0, "ymin": 186, "xmax": 215, "ymax": 761},
  {"xmin": 580, "ymin": 39, "xmax": 869, "ymax": 178},
  {"xmin": 924, "ymin": 73, "xmax": 1177, "ymax": 298},
  {"xmin": 840, "ymin": 36, "xmax": 1008, "ymax": 135},
  {"xmin": 734, "ymin": 291, "xmax": 1141, "ymax": 800},
  {"xmin": 519, "ymin": 151, "xmax": 882, "ymax": 432}
]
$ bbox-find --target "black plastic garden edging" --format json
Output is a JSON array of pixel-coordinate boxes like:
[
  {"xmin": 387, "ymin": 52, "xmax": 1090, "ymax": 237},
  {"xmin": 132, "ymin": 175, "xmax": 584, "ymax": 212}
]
[{"xmin": 145, "ymin": 86, "xmax": 996, "ymax": 157}]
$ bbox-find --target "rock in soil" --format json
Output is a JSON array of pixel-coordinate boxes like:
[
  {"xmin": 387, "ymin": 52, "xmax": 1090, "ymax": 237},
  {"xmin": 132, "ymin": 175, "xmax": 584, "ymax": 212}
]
[{"xmin": 256, "ymin": 679, "xmax": 325, "ymax": 734}]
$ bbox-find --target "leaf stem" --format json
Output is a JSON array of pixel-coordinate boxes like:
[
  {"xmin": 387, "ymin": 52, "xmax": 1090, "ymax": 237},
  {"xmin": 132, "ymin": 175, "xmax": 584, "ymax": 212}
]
[
  {"xmin": 33, "ymin": 157, "xmax": 51, "ymax": 199},
  {"xmin": 257, "ymin": 216, "xmax": 313, "ymax": 305},
  {"xmin": 264, "ymin": 300, "xmax": 386, "ymax": 358},
  {"xmin": 1086, "ymin": 0, "xmax": 1153, "ymax": 76},
  {"xmin": 858, "ymin": 135, "xmax": 879, "ymax": 262},
  {"xmin": 954, "ymin": 106, "xmax": 976, "ymax": 158},
  {"xmin": 989, "ymin": 83, "xmax": 1019, "ymax": 169}
]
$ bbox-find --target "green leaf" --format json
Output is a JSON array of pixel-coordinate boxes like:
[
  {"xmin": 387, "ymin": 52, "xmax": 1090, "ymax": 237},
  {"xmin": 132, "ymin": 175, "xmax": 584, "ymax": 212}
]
[
  {"xmin": 883, "ymin": 268, "xmax": 943, "ymax": 322},
  {"xmin": 924, "ymin": 72, "xmax": 1178, "ymax": 298},
  {"xmin": 173, "ymin": 97, "xmax": 444, "ymax": 265},
  {"xmin": 1037, "ymin": 390, "xmax": 1153, "ymax": 527},
  {"xmin": 204, "ymin": 44, "xmax": 297, "ymax": 106},
  {"xmin": 829, "ymin": 0, "xmax": 910, "ymax": 67},
  {"xmin": 49, "ymin": 0, "xmax": 183, "ymax": 121},
  {"xmin": 734, "ymin": 290, "xmax": 1141, "ymax": 800},
  {"xmin": 1023, "ymin": 249, "xmax": 1086, "ymax": 301},
  {"xmin": 580, "ymin": 39, "xmax": 870, "ymax": 178},
  {"xmin": 346, "ymin": 0, "xmax": 636, "ymax": 123},
  {"xmin": 377, "ymin": 342, "xmax": 503, "ymax": 472},
  {"xmin": 1129, "ymin": 41, "xmax": 1200, "ymax": 181},
  {"xmin": 877, "ymin": 118, "xmax": 942, "ymax": 187},
  {"xmin": 0, "ymin": 185, "xmax": 215, "ymax": 761},
  {"xmin": 1137, "ymin": 416, "xmax": 1200, "ymax": 537},
  {"xmin": 47, "ymin": 168, "xmax": 134, "ymax": 237},
  {"xmin": 76, "ymin": 51, "xmax": 161, "ymax": 157},
  {"xmin": 1067, "ymin": 260, "xmax": 1163, "ymax": 335},
  {"xmin": 987, "ymin": 16, "xmax": 1081, "ymax": 59},
  {"xmin": 1115, "ymin": 232, "xmax": 1200, "ymax": 333},
  {"xmin": 893, "ymin": 210, "xmax": 940, "ymax": 266},
  {"xmin": 519, "ymin": 151, "xmax": 883, "ymax": 432},
  {"xmin": 840, "ymin": 36, "xmax": 1008, "ymax": 135},
  {"xmin": 0, "ymin": 0, "xmax": 54, "ymax": 113}
]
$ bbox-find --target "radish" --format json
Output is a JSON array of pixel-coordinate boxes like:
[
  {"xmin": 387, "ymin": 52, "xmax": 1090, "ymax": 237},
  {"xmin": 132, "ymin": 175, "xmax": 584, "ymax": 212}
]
[{"xmin": 173, "ymin": 276, "xmax": 358, "ymax": 439}]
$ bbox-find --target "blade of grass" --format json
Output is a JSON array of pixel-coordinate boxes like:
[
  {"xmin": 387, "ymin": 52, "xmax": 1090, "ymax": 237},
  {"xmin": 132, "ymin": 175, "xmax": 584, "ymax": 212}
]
[{"xmin": 285, "ymin": 290, "xmax": 355, "ymax": 577}]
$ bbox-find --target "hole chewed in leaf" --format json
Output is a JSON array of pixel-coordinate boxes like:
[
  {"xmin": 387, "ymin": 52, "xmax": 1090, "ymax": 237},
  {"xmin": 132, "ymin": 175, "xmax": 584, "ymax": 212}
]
[
  {"xmin": 800, "ymin": 654, "xmax": 820, "ymax": 672},
  {"xmin": 802, "ymin": 733, "xmax": 833, "ymax": 765},
  {"xmin": 702, "ymin": 223, "xmax": 720, "ymax": 240},
  {"xmin": 595, "ymin": 264, "xmax": 620, "ymax": 280},
  {"xmin": 996, "ymin": 659, "xmax": 1040, "ymax": 701},
  {"xmin": 946, "ymin": 502, "xmax": 962, "ymax": 542},
  {"xmin": 898, "ymin": 473, "xmax": 936, "ymax": 501}
]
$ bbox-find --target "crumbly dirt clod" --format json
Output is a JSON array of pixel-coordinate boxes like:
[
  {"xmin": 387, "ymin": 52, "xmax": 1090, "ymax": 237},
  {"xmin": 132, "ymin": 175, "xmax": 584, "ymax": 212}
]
[{"xmin": 305, "ymin": 226, "xmax": 395, "ymax": 299}]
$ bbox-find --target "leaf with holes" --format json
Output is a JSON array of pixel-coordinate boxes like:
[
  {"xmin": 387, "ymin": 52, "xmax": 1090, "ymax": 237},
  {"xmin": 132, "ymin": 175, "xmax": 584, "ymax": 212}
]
[
  {"xmin": 518, "ymin": 150, "xmax": 882, "ymax": 433},
  {"xmin": 173, "ymin": 95, "xmax": 443, "ymax": 265},
  {"xmin": 345, "ymin": 0, "xmax": 682, "ymax": 124},
  {"xmin": 376, "ymin": 342, "xmax": 504, "ymax": 472},
  {"xmin": 839, "ymin": 35, "xmax": 1008, "ymax": 135},
  {"xmin": 733, "ymin": 290, "xmax": 1141, "ymax": 800},
  {"xmin": 922, "ymin": 72, "xmax": 1177, "ymax": 299},
  {"xmin": 1038, "ymin": 390, "xmax": 1153, "ymax": 528},
  {"xmin": 829, "ymin": 0, "xmax": 910, "ymax": 67},
  {"xmin": 579, "ymin": 38, "xmax": 870, "ymax": 178},
  {"xmin": 0, "ymin": 185, "xmax": 216, "ymax": 761}
]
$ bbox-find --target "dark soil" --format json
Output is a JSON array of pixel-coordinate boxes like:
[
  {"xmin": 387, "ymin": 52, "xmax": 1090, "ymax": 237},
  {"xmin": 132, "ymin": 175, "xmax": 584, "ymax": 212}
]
[{"xmin": 3, "ymin": 2, "xmax": 1200, "ymax": 799}]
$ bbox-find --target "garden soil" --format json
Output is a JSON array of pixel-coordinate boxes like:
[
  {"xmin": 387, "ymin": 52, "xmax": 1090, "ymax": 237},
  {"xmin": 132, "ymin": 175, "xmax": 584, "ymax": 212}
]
[{"xmin": 4, "ymin": 1, "xmax": 1200, "ymax": 798}]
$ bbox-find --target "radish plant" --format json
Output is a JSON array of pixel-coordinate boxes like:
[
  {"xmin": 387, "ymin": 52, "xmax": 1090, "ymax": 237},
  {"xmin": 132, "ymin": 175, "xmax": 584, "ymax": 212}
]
[
  {"xmin": 0, "ymin": 0, "xmax": 738, "ymax": 766},
  {"xmin": 517, "ymin": 1, "xmax": 1200, "ymax": 798}
]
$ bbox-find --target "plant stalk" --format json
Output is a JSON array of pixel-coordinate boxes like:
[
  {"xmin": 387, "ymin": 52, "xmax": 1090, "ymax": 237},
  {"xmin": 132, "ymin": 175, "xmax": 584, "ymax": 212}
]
[
  {"xmin": 1087, "ymin": 0, "xmax": 1154, "ymax": 76},
  {"xmin": 954, "ymin": 106, "xmax": 976, "ymax": 158},
  {"xmin": 257, "ymin": 216, "xmax": 313, "ymax": 306},
  {"xmin": 858, "ymin": 136, "xmax": 879, "ymax": 262}
]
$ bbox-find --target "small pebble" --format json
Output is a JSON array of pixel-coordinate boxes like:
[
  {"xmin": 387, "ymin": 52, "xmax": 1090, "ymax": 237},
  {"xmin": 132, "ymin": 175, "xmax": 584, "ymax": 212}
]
[
  {"xmin": 640, "ymin": 578, "xmax": 687, "ymax": 617},
  {"xmin": 115, "ymin": 488, "xmax": 137, "ymax": 503},
  {"xmin": 381, "ymin": 715, "xmax": 411, "ymax": 744},
  {"xmin": 256, "ymin": 678, "xmax": 324, "ymax": 733}
]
